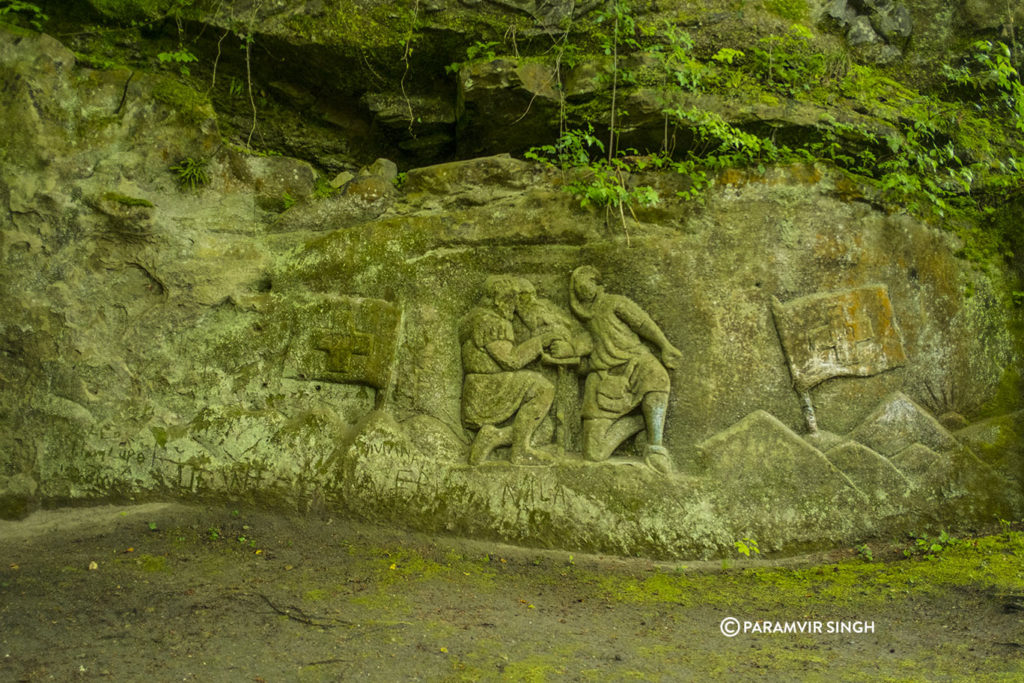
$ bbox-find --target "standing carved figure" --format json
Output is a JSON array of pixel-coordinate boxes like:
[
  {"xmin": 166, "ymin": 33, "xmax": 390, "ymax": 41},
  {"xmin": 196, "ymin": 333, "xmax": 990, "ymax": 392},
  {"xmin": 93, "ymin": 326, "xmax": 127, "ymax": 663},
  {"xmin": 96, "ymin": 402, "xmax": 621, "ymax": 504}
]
[
  {"xmin": 460, "ymin": 276, "xmax": 558, "ymax": 465},
  {"xmin": 569, "ymin": 266, "xmax": 682, "ymax": 473}
]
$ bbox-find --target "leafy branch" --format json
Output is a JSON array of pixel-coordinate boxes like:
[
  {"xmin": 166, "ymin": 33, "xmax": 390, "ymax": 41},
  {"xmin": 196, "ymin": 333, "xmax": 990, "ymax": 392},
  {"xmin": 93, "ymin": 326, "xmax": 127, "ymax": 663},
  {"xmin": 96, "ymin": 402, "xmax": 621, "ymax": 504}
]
[
  {"xmin": 0, "ymin": 0, "xmax": 47, "ymax": 31},
  {"xmin": 525, "ymin": 125, "xmax": 659, "ymax": 244}
]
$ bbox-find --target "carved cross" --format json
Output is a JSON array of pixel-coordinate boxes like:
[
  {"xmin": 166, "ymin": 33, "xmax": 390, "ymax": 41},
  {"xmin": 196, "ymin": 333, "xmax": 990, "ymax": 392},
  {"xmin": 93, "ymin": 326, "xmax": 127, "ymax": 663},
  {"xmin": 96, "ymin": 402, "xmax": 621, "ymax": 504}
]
[{"xmin": 315, "ymin": 314, "xmax": 374, "ymax": 373}]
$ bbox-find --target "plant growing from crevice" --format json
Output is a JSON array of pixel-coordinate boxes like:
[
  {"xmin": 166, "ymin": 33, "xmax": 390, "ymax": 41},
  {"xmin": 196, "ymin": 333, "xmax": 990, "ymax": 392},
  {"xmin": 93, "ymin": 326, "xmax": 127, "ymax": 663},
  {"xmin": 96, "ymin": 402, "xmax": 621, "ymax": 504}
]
[
  {"xmin": 198, "ymin": 0, "xmax": 264, "ymax": 149},
  {"xmin": 399, "ymin": 0, "xmax": 421, "ymax": 135},
  {"xmin": 594, "ymin": 0, "xmax": 642, "ymax": 161},
  {"xmin": 159, "ymin": 0, "xmax": 198, "ymax": 76},
  {"xmin": 445, "ymin": 40, "xmax": 500, "ymax": 75},
  {"xmin": 660, "ymin": 105, "xmax": 781, "ymax": 200},
  {"xmin": 525, "ymin": 125, "xmax": 659, "ymax": 244},
  {"xmin": 281, "ymin": 190, "xmax": 296, "ymax": 210},
  {"xmin": 514, "ymin": 1, "xmax": 1022, "ymax": 268},
  {"xmin": 170, "ymin": 156, "xmax": 209, "ymax": 190},
  {"xmin": 943, "ymin": 40, "xmax": 1024, "ymax": 132},
  {"xmin": 647, "ymin": 22, "xmax": 702, "ymax": 154},
  {"xmin": 157, "ymin": 47, "xmax": 198, "ymax": 76},
  {"xmin": 312, "ymin": 175, "xmax": 338, "ymax": 199},
  {"xmin": 751, "ymin": 24, "xmax": 828, "ymax": 97},
  {"xmin": 239, "ymin": 27, "xmax": 258, "ymax": 148}
]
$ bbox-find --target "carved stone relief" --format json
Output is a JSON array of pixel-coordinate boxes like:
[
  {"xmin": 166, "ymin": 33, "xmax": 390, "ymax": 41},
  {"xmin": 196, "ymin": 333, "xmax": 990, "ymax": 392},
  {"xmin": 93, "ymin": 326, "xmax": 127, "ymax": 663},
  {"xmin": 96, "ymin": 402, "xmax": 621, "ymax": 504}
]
[
  {"xmin": 459, "ymin": 275, "xmax": 557, "ymax": 465},
  {"xmin": 459, "ymin": 268, "xmax": 682, "ymax": 473},
  {"xmin": 772, "ymin": 285, "xmax": 906, "ymax": 433},
  {"xmin": 570, "ymin": 266, "xmax": 683, "ymax": 474},
  {"xmin": 283, "ymin": 295, "xmax": 401, "ymax": 406}
]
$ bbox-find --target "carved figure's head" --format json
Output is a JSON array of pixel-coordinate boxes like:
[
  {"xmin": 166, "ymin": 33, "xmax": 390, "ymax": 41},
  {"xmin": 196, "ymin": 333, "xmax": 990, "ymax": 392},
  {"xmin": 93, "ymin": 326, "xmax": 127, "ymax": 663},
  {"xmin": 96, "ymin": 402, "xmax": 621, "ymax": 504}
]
[
  {"xmin": 571, "ymin": 266, "xmax": 601, "ymax": 302},
  {"xmin": 511, "ymin": 277, "xmax": 537, "ymax": 309},
  {"xmin": 570, "ymin": 265, "xmax": 601, "ymax": 320},
  {"xmin": 483, "ymin": 275, "xmax": 519, "ymax": 320}
]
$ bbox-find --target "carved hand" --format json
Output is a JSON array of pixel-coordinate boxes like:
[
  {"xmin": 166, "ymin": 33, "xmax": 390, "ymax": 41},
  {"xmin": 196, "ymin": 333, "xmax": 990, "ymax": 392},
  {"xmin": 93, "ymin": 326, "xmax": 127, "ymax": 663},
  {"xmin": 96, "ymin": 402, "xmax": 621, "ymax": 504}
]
[
  {"xmin": 548, "ymin": 339, "xmax": 574, "ymax": 358},
  {"xmin": 539, "ymin": 331, "xmax": 562, "ymax": 346},
  {"xmin": 662, "ymin": 345, "xmax": 683, "ymax": 370}
]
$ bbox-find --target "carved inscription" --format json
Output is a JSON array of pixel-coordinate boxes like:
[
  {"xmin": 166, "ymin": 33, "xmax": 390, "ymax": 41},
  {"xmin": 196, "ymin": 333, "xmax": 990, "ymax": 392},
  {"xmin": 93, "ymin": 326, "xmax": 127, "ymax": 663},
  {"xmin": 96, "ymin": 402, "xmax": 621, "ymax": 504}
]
[
  {"xmin": 52, "ymin": 433, "xmax": 299, "ymax": 498},
  {"xmin": 500, "ymin": 478, "xmax": 568, "ymax": 509}
]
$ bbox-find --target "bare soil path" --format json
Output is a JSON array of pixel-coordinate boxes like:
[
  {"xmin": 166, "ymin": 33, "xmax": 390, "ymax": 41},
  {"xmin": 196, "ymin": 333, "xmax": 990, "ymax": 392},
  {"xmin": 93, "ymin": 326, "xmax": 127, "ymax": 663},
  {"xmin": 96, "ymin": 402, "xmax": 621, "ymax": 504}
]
[{"xmin": 1, "ymin": 503, "xmax": 1022, "ymax": 681}]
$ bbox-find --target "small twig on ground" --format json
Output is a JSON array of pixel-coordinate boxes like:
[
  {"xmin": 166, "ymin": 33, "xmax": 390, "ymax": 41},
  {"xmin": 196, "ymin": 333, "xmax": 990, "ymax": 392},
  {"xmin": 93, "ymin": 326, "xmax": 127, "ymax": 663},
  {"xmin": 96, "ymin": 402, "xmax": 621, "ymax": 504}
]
[
  {"xmin": 305, "ymin": 658, "xmax": 352, "ymax": 666},
  {"xmin": 255, "ymin": 593, "xmax": 351, "ymax": 628}
]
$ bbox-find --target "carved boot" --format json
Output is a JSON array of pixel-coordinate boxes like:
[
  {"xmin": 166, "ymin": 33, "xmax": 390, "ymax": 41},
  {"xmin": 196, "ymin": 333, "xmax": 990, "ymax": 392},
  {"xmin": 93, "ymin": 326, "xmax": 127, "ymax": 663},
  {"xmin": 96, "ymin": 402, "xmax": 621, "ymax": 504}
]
[
  {"xmin": 468, "ymin": 425, "xmax": 507, "ymax": 465},
  {"xmin": 644, "ymin": 445, "xmax": 673, "ymax": 475}
]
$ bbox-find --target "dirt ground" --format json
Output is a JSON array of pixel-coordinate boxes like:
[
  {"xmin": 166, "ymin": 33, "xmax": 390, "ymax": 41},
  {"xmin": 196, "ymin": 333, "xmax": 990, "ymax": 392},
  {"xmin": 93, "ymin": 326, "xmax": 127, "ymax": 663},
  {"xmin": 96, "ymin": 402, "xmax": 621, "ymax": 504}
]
[{"xmin": 1, "ymin": 503, "xmax": 1022, "ymax": 682}]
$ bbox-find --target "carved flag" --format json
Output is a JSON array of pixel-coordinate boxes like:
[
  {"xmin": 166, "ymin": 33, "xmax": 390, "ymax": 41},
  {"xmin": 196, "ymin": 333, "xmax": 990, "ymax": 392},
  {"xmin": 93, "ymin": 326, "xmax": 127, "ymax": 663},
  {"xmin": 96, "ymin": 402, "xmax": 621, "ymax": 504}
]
[
  {"xmin": 771, "ymin": 285, "xmax": 906, "ymax": 392},
  {"xmin": 282, "ymin": 294, "xmax": 401, "ymax": 391}
]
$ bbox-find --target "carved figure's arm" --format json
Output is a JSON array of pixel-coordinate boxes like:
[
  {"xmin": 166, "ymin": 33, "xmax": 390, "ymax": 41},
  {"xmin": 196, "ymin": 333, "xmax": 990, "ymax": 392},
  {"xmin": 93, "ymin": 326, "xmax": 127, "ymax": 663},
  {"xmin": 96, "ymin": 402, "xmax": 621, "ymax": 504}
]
[
  {"xmin": 484, "ymin": 334, "xmax": 550, "ymax": 371},
  {"xmin": 616, "ymin": 298, "xmax": 682, "ymax": 369},
  {"xmin": 573, "ymin": 330, "xmax": 594, "ymax": 357}
]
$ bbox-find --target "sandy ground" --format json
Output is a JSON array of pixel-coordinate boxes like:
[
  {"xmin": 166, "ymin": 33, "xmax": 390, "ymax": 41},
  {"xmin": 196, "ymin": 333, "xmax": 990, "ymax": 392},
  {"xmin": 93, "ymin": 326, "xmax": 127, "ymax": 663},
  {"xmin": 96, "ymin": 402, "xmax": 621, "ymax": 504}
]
[{"xmin": 1, "ymin": 502, "xmax": 1022, "ymax": 681}]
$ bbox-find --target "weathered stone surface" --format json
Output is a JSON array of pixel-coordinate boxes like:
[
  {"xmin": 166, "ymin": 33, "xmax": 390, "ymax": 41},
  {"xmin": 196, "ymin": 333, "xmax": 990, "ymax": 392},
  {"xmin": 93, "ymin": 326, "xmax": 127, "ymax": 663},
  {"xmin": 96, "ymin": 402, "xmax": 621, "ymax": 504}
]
[
  {"xmin": 342, "ymin": 174, "xmax": 395, "ymax": 204},
  {"xmin": 847, "ymin": 15, "xmax": 882, "ymax": 46},
  {"xmin": 843, "ymin": 10, "xmax": 905, "ymax": 64},
  {"xmin": 887, "ymin": 441, "xmax": 1003, "ymax": 510},
  {"xmin": 361, "ymin": 93, "xmax": 456, "ymax": 129},
  {"xmin": 956, "ymin": 411, "xmax": 1024, "ymax": 480},
  {"xmin": 456, "ymin": 59, "xmax": 562, "ymax": 157},
  {"xmin": 961, "ymin": 0, "xmax": 1024, "ymax": 31},
  {"xmin": 822, "ymin": 0, "xmax": 857, "ymax": 30},
  {"xmin": 938, "ymin": 411, "xmax": 970, "ymax": 431},
  {"xmin": 889, "ymin": 442, "xmax": 949, "ymax": 490},
  {"xmin": 882, "ymin": 436, "xmax": 1012, "ymax": 519},
  {"xmin": 823, "ymin": 441, "xmax": 912, "ymax": 508},
  {"xmin": 846, "ymin": 393, "xmax": 961, "ymax": 457},
  {"xmin": 1, "ymin": 18, "xmax": 1022, "ymax": 560},
  {"xmin": 867, "ymin": 2, "xmax": 913, "ymax": 42},
  {"xmin": 700, "ymin": 411, "xmax": 863, "ymax": 499},
  {"xmin": 698, "ymin": 411, "xmax": 871, "ymax": 548},
  {"xmin": 330, "ymin": 171, "xmax": 356, "ymax": 189},
  {"xmin": 402, "ymin": 154, "xmax": 541, "ymax": 195},
  {"xmin": 241, "ymin": 155, "xmax": 317, "ymax": 211},
  {"xmin": 360, "ymin": 158, "xmax": 400, "ymax": 184},
  {"xmin": 59, "ymin": 0, "xmax": 998, "ymax": 170},
  {"xmin": 629, "ymin": 88, "xmax": 901, "ymax": 139}
]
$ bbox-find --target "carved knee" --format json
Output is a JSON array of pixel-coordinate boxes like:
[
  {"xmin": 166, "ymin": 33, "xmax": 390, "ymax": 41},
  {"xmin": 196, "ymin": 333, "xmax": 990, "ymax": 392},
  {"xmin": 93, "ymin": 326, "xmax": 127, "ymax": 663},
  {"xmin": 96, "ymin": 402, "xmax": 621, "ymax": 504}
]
[{"xmin": 523, "ymin": 372, "xmax": 555, "ymax": 409}]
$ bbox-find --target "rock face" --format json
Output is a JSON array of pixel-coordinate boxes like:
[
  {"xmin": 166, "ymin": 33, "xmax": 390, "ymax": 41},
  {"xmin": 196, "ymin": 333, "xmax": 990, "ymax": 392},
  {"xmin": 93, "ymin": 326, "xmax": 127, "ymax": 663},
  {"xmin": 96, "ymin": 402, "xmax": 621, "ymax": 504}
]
[
  {"xmin": 822, "ymin": 442, "xmax": 912, "ymax": 510},
  {"xmin": 0, "ymin": 8, "xmax": 1022, "ymax": 558}
]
